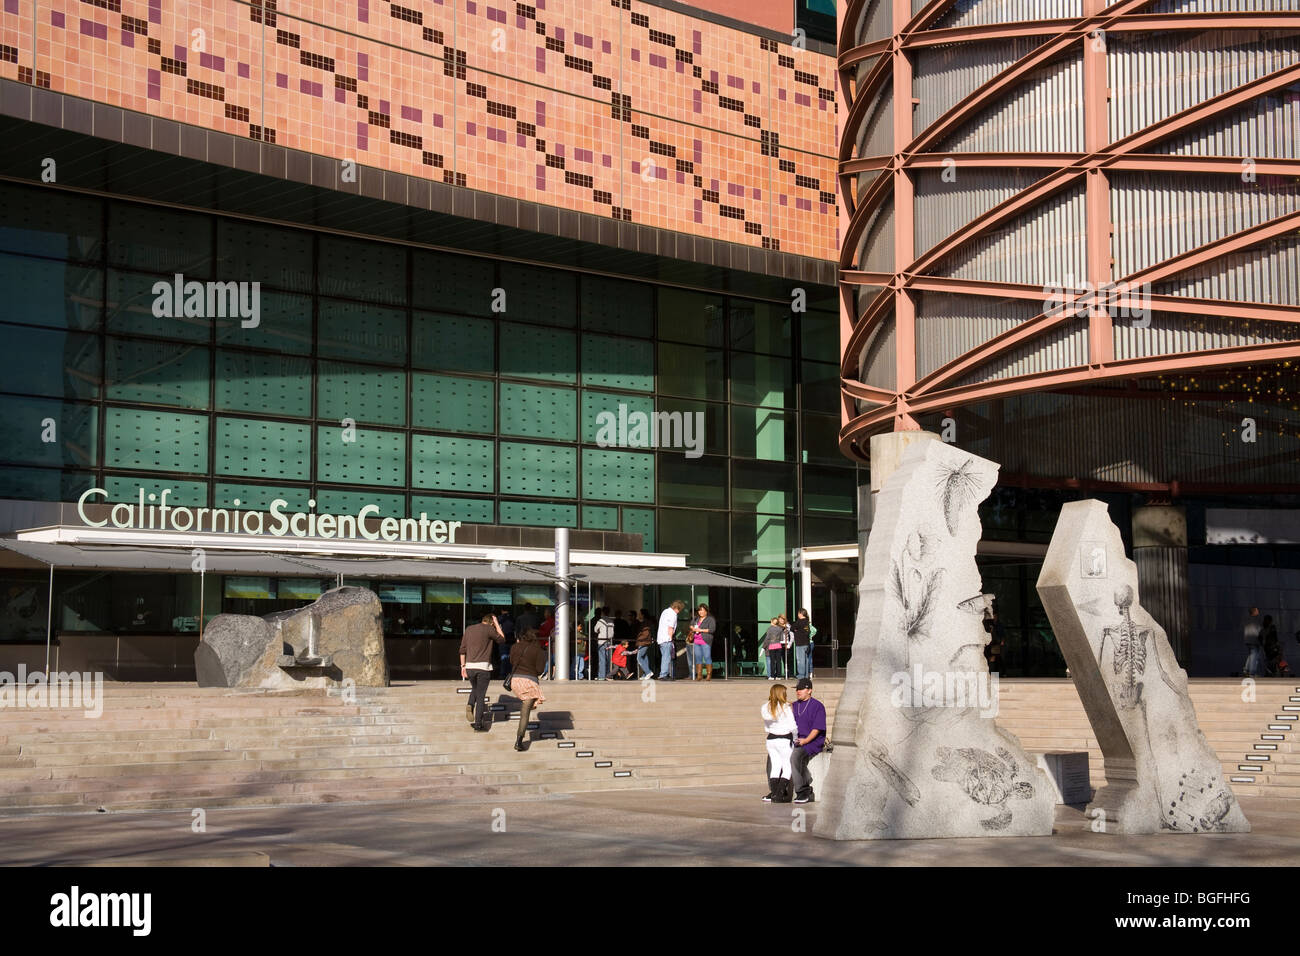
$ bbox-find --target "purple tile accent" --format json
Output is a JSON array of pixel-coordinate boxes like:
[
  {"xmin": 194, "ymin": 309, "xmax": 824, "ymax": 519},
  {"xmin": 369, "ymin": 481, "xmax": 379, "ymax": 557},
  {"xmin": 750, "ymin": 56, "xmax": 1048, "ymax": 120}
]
[
  {"xmin": 517, "ymin": 15, "xmax": 527, "ymax": 28},
  {"xmin": 536, "ymin": 47, "xmax": 545, "ymax": 72},
  {"xmin": 200, "ymin": 52, "xmax": 213, "ymax": 69},
  {"xmin": 575, "ymin": 32, "xmax": 591, "ymax": 48},
  {"xmin": 79, "ymin": 19, "xmax": 94, "ymax": 36},
  {"xmin": 174, "ymin": 44, "xmax": 187, "ymax": 61},
  {"xmin": 753, "ymin": 188, "xmax": 762, "ymax": 200},
  {"xmin": 335, "ymin": 88, "xmax": 347, "ymax": 103},
  {"xmin": 727, "ymin": 75, "xmax": 742, "ymax": 88},
  {"xmin": 359, "ymin": 0, "xmax": 369, "ymax": 22},
  {"xmin": 148, "ymin": 0, "xmax": 161, "ymax": 24},
  {"xmin": 692, "ymin": 89, "xmax": 701, "ymax": 113},
  {"xmin": 601, "ymin": 154, "xmax": 611, "ymax": 167},
  {"xmin": 536, "ymin": 0, "xmax": 544, "ymax": 7},
  {"xmin": 121, "ymin": 29, "xmax": 134, "ymax": 46},
  {"xmin": 276, "ymin": 73, "xmax": 288, "ymax": 88},
  {"xmin": 693, "ymin": 31, "xmax": 702, "ymax": 54},
  {"xmin": 147, "ymin": 69, "xmax": 161, "ymax": 100},
  {"xmin": 676, "ymin": 171, "xmax": 684, "ymax": 184},
  {"xmin": 238, "ymin": 62, "xmax": 250, "ymax": 78},
  {"xmin": 693, "ymin": 140, "xmax": 702, "ymax": 163},
  {"xmin": 517, "ymin": 133, "xmax": 527, "ymax": 146},
  {"xmin": 630, "ymin": 48, "xmax": 639, "ymax": 62},
  {"xmin": 649, "ymin": 53, "xmax": 666, "ymax": 69},
  {"xmin": 380, "ymin": 99, "xmax": 390, "ymax": 114},
  {"xmin": 795, "ymin": 92, "xmax": 810, "ymax": 107},
  {"xmin": 554, "ymin": 143, "xmax": 564, "ymax": 157},
  {"xmin": 630, "ymin": 160, "xmax": 640, "ymax": 174},
  {"xmin": 302, "ymin": 80, "xmax": 323, "ymax": 96},
  {"xmin": 357, "ymin": 52, "xmax": 368, "ymax": 81},
  {"xmin": 710, "ymin": 179, "xmax": 718, "ymax": 190},
  {"xmin": 554, "ymin": 27, "xmax": 564, "ymax": 40},
  {"xmin": 466, "ymin": 122, "xmax": 477, "ymax": 135},
  {"xmin": 491, "ymin": 127, "xmax": 508, "ymax": 142},
  {"xmin": 602, "ymin": 40, "xmax": 611, "ymax": 54},
  {"xmin": 778, "ymin": 88, "xmax": 786, "ymax": 101},
  {"xmin": 779, "ymin": 194, "xmax": 787, "ymax": 206},
  {"xmin": 51, "ymin": 10, "xmax": 64, "ymax": 27},
  {"xmin": 710, "ymin": 71, "xmax": 718, "ymax": 83},
  {"xmin": 488, "ymin": 6, "xmax": 506, "ymax": 23},
  {"xmin": 676, "ymin": 60, "xmax": 683, "ymax": 74},
  {"xmin": 536, "ymin": 164, "xmax": 546, "ymax": 190},
  {"xmin": 402, "ymin": 105, "xmax": 422, "ymax": 122},
  {"xmin": 535, "ymin": 100, "xmax": 545, "ymax": 125},
  {"xmin": 728, "ymin": 183, "xmax": 743, "ymax": 196},
  {"xmin": 213, "ymin": 55, "xmax": 226, "ymax": 72},
  {"xmin": 5, "ymin": 0, "xmax": 19, "ymax": 14},
  {"xmin": 357, "ymin": 121, "xmax": 368, "ymax": 150},
  {"xmin": 694, "ymin": 199, "xmax": 702, "ymax": 222},
  {"xmin": 819, "ymin": 99, "xmax": 827, "ymax": 111},
  {"xmin": 466, "ymin": 2, "xmax": 476, "ymax": 14},
  {"xmin": 796, "ymin": 197, "xmax": 811, "ymax": 211},
  {"xmin": 819, "ymin": 203, "xmax": 828, "ymax": 214},
  {"xmin": 752, "ymin": 81, "xmax": 761, "ymax": 93},
  {"xmin": 432, "ymin": 113, "xmax": 444, "ymax": 127},
  {"xmin": 574, "ymin": 147, "xmax": 592, "ymax": 163},
  {"xmin": 655, "ymin": 166, "xmax": 666, "ymax": 180}
]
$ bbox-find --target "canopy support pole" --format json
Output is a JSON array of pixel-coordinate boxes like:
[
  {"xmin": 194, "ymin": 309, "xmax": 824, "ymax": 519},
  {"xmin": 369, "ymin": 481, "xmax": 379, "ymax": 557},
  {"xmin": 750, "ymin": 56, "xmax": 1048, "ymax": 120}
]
[{"xmin": 44, "ymin": 563, "xmax": 53, "ymax": 678}]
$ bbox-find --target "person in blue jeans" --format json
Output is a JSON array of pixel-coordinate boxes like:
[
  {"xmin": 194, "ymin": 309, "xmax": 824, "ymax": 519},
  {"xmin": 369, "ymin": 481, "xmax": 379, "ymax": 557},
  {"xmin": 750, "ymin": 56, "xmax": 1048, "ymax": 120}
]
[
  {"xmin": 635, "ymin": 623, "xmax": 654, "ymax": 678},
  {"xmin": 764, "ymin": 615, "xmax": 788, "ymax": 680},
  {"xmin": 791, "ymin": 608, "xmax": 812, "ymax": 679},
  {"xmin": 592, "ymin": 608, "xmax": 615, "ymax": 681},
  {"xmin": 657, "ymin": 600, "xmax": 684, "ymax": 679}
]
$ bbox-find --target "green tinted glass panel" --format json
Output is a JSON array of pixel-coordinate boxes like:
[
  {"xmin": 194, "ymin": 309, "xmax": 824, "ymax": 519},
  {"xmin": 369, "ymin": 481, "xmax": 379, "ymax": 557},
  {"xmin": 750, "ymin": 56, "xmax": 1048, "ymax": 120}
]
[
  {"xmin": 582, "ymin": 333, "xmax": 653, "ymax": 392},
  {"xmin": 803, "ymin": 467, "xmax": 857, "ymax": 514},
  {"xmin": 657, "ymin": 288, "xmax": 724, "ymax": 346},
  {"xmin": 106, "ymin": 338, "xmax": 209, "ymax": 409},
  {"xmin": 0, "ymin": 184, "xmax": 102, "ymax": 261},
  {"xmin": 581, "ymin": 390, "xmax": 655, "ymax": 445},
  {"xmin": 581, "ymin": 276, "xmax": 653, "ymax": 337},
  {"xmin": 801, "ymin": 309, "xmax": 839, "ymax": 364},
  {"xmin": 499, "ymin": 500, "xmax": 577, "ymax": 527},
  {"xmin": 732, "ymin": 513, "xmax": 794, "ymax": 566},
  {"xmin": 499, "ymin": 262, "xmax": 576, "ymax": 327},
  {"xmin": 215, "ymin": 350, "xmax": 313, "ymax": 418},
  {"xmin": 582, "ymin": 505, "xmax": 618, "ymax": 529},
  {"xmin": 582, "ymin": 448, "xmax": 654, "ymax": 502},
  {"xmin": 314, "ymin": 489, "xmax": 406, "ymax": 519},
  {"xmin": 316, "ymin": 425, "xmax": 405, "ymax": 486},
  {"xmin": 500, "ymin": 442, "xmax": 576, "ymax": 498},
  {"xmin": 106, "ymin": 271, "xmax": 211, "ymax": 342},
  {"xmin": 316, "ymin": 362, "xmax": 406, "ymax": 426},
  {"xmin": 412, "ymin": 373, "xmax": 494, "ymax": 433},
  {"xmin": 657, "ymin": 454, "xmax": 726, "ymax": 508},
  {"xmin": 215, "ymin": 290, "xmax": 312, "ymax": 354},
  {"xmin": 0, "ymin": 325, "xmax": 99, "ymax": 400},
  {"xmin": 802, "ymin": 361, "xmax": 840, "ymax": 413},
  {"xmin": 109, "ymin": 204, "xmax": 212, "ymax": 276},
  {"xmin": 500, "ymin": 382, "xmax": 576, "ymax": 440},
  {"xmin": 732, "ymin": 406, "xmax": 795, "ymax": 461},
  {"xmin": 214, "ymin": 417, "xmax": 311, "ymax": 480},
  {"xmin": 621, "ymin": 507, "xmax": 654, "ymax": 551},
  {"xmin": 656, "ymin": 343, "xmax": 723, "ymax": 401},
  {"xmin": 657, "ymin": 507, "xmax": 728, "ymax": 564},
  {"xmin": 730, "ymin": 300, "xmax": 792, "ymax": 355},
  {"xmin": 801, "ymin": 412, "xmax": 842, "ymax": 465},
  {"xmin": 104, "ymin": 407, "xmax": 208, "ymax": 473},
  {"xmin": 411, "ymin": 494, "xmax": 495, "ymax": 524},
  {"xmin": 411, "ymin": 434, "xmax": 494, "ymax": 492},
  {"xmin": 412, "ymin": 250, "xmax": 495, "ymax": 315},
  {"xmin": 0, "ymin": 255, "xmax": 102, "ymax": 330},
  {"xmin": 216, "ymin": 219, "xmax": 313, "ymax": 292},
  {"xmin": 412, "ymin": 312, "xmax": 494, "ymax": 373},
  {"xmin": 731, "ymin": 353, "xmax": 794, "ymax": 407},
  {"xmin": 656, "ymin": 397, "xmax": 725, "ymax": 456},
  {"xmin": 318, "ymin": 236, "xmax": 405, "ymax": 305},
  {"xmin": 318, "ymin": 299, "xmax": 408, "ymax": 363},
  {"xmin": 214, "ymin": 482, "xmax": 311, "ymax": 511},
  {"xmin": 103, "ymin": 475, "xmax": 209, "ymax": 507},
  {"xmin": 732, "ymin": 460, "xmax": 797, "ymax": 513},
  {"xmin": 0, "ymin": 465, "xmax": 94, "ymax": 502},
  {"xmin": 499, "ymin": 323, "xmax": 576, "ymax": 384},
  {"xmin": 0, "ymin": 396, "xmax": 97, "ymax": 467}
]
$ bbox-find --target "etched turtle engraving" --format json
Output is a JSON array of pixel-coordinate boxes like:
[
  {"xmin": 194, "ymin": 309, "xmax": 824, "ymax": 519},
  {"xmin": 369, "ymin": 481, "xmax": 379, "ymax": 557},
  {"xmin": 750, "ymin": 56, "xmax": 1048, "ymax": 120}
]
[
  {"xmin": 932, "ymin": 745, "xmax": 1036, "ymax": 831},
  {"xmin": 1166, "ymin": 769, "xmax": 1238, "ymax": 833}
]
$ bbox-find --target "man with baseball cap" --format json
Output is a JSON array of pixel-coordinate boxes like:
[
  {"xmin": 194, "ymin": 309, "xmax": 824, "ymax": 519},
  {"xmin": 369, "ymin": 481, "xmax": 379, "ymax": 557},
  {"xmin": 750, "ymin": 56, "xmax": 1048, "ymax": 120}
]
[{"xmin": 790, "ymin": 677, "xmax": 827, "ymax": 804}]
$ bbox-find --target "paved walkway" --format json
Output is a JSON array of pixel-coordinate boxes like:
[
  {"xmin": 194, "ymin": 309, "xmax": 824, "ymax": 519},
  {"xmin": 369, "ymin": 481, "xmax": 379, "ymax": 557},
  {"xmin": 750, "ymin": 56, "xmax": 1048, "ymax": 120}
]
[{"xmin": 1, "ymin": 789, "xmax": 1296, "ymax": 866}]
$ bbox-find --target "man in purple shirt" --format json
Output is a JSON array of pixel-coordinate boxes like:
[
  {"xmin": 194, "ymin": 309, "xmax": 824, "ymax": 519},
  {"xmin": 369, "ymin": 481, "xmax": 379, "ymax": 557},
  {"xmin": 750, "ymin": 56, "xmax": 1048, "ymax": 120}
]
[{"xmin": 790, "ymin": 677, "xmax": 827, "ymax": 804}]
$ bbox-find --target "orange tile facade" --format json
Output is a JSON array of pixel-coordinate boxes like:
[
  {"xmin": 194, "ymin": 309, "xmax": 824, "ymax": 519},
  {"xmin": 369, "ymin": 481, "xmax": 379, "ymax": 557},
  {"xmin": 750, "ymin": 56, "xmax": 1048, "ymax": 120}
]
[{"xmin": 0, "ymin": 0, "xmax": 838, "ymax": 260}]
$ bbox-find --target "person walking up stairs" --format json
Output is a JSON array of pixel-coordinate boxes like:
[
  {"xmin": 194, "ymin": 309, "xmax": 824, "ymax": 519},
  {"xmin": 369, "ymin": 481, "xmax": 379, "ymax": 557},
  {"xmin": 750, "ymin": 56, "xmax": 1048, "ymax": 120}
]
[{"xmin": 509, "ymin": 629, "xmax": 548, "ymax": 752}]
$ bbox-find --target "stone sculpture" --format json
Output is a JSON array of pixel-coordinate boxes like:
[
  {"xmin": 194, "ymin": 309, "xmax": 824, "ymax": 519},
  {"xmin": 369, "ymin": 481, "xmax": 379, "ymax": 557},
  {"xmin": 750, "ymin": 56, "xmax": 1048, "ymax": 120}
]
[
  {"xmin": 1036, "ymin": 500, "xmax": 1249, "ymax": 833},
  {"xmin": 814, "ymin": 441, "xmax": 1055, "ymax": 839},
  {"xmin": 195, "ymin": 586, "xmax": 388, "ymax": 691}
]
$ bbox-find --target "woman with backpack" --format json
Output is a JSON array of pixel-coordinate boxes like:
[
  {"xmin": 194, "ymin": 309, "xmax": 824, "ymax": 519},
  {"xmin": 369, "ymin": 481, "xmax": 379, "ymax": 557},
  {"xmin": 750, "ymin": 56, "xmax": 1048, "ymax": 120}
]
[
  {"xmin": 761, "ymin": 683, "xmax": 797, "ymax": 803},
  {"xmin": 509, "ymin": 629, "xmax": 548, "ymax": 752}
]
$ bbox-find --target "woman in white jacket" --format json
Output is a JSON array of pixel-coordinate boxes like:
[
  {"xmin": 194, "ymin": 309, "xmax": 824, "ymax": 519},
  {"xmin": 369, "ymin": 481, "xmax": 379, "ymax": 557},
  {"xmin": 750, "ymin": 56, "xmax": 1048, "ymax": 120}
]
[{"xmin": 761, "ymin": 683, "xmax": 798, "ymax": 803}]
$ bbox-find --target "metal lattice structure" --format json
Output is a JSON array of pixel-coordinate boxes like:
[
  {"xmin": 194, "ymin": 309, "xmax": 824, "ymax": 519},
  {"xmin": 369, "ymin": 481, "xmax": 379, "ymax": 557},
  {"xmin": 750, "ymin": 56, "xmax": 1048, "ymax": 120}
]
[{"xmin": 836, "ymin": 0, "xmax": 1300, "ymax": 466}]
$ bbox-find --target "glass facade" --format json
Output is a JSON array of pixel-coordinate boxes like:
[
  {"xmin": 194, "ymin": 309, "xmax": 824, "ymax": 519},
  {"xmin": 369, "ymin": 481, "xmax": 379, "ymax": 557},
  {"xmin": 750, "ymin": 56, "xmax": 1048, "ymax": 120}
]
[{"xmin": 0, "ymin": 181, "xmax": 857, "ymax": 645}]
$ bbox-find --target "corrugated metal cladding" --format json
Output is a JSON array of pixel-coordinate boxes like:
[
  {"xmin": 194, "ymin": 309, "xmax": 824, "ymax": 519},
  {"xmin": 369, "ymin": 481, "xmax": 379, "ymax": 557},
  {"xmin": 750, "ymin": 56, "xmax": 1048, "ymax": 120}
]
[
  {"xmin": 856, "ymin": 199, "xmax": 896, "ymax": 273},
  {"xmin": 855, "ymin": 284, "xmax": 886, "ymax": 318},
  {"xmin": 1113, "ymin": 310, "xmax": 1300, "ymax": 361},
  {"xmin": 942, "ymin": 181, "xmax": 1087, "ymax": 286},
  {"xmin": 1108, "ymin": 31, "xmax": 1300, "ymax": 142},
  {"xmin": 919, "ymin": 393, "xmax": 1300, "ymax": 484},
  {"xmin": 937, "ymin": 54, "xmax": 1083, "ymax": 153},
  {"xmin": 856, "ymin": 87, "xmax": 895, "ymax": 160},
  {"xmin": 861, "ymin": 315, "xmax": 898, "ymax": 390},
  {"xmin": 912, "ymin": 36, "xmax": 1052, "ymax": 137},
  {"xmin": 931, "ymin": 0, "xmax": 1081, "ymax": 29},
  {"xmin": 1152, "ymin": 235, "xmax": 1300, "ymax": 305},
  {"xmin": 857, "ymin": 0, "xmax": 893, "ymax": 46},
  {"xmin": 1148, "ymin": 0, "xmax": 1300, "ymax": 11},
  {"xmin": 1110, "ymin": 173, "xmax": 1300, "ymax": 277},
  {"xmin": 1154, "ymin": 92, "xmax": 1300, "ymax": 159},
  {"xmin": 913, "ymin": 291, "xmax": 1040, "ymax": 377},
  {"xmin": 947, "ymin": 316, "xmax": 1089, "ymax": 386},
  {"xmin": 912, "ymin": 167, "xmax": 1050, "ymax": 256},
  {"xmin": 1134, "ymin": 547, "xmax": 1189, "ymax": 663}
]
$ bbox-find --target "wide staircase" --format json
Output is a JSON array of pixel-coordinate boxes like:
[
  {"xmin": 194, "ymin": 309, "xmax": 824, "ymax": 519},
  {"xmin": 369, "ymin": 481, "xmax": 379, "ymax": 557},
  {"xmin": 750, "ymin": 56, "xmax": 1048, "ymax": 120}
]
[{"xmin": 0, "ymin": 677, "xmax": 1294, "ymax": 814}]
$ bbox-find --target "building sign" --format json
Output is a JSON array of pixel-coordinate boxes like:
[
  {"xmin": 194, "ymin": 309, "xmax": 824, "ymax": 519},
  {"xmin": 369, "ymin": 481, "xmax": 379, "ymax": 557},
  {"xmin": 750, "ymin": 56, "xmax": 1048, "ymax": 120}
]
[
  {"xmin": 471, "ymin": 587, "xmax": 513, "ymax": 605},
  {"xmin": 279, "ymin": 579, "xmax": 323, "ymax": 600},
  {"xmin": 378, "ymin": 583, "xmax": 423, "ymax": 604},
  {"xmin": 77, "ymin": 488, "xmax": 462, "ymax": 544},
  {"xmin": 224, "ymin": 576, "xmax": 274, "ymax": 599}
]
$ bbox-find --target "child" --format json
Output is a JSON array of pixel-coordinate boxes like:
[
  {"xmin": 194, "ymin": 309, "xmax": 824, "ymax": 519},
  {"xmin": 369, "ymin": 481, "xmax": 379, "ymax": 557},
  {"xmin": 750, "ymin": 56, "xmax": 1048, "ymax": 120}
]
[{"xmin": 610, "ymin": 640, "xmax": 631, "ymax": 680}]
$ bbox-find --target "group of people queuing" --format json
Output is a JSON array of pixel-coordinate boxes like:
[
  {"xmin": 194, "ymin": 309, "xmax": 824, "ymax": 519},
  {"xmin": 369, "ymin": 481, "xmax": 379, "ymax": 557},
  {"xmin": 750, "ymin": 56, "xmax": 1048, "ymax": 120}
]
[{"xmin": 760, "ymin": 609, "xmax": 816, "ymax": 680}]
